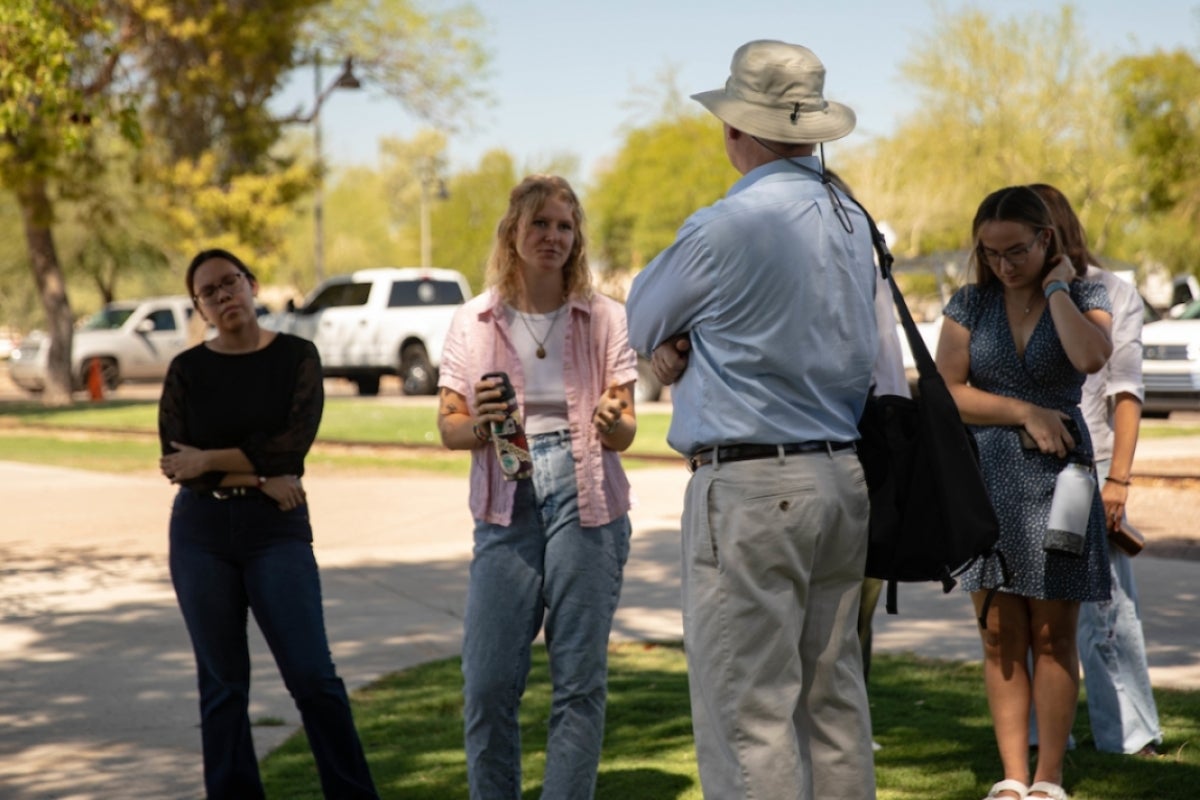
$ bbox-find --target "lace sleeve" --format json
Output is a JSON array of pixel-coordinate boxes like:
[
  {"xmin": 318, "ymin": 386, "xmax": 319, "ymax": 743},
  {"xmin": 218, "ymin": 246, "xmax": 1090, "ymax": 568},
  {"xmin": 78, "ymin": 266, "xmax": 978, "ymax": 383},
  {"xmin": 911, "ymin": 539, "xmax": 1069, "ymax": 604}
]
[
  {"xmin": 242, "ymin": 339, "xmax": 324, "ymax": 476},
  {"xmin": 158, "ymin": 354, "xmax": 224, "ymax": 492}
]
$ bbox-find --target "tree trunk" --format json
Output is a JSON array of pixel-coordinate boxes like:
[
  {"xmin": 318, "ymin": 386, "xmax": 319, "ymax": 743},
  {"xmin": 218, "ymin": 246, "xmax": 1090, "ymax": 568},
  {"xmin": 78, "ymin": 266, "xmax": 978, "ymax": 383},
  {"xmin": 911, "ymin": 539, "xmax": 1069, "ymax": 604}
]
[{"xmin": 17, "ymin": 176, "xmax": 75, "ymax": 406}]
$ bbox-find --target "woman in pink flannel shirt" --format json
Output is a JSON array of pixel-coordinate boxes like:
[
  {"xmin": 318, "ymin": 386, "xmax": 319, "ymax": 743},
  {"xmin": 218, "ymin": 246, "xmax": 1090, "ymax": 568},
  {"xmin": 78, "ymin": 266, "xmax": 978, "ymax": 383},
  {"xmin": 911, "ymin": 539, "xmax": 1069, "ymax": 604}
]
[{"xmin": 436, "ymin": 174, "xmax": 637, "ymax": 800}]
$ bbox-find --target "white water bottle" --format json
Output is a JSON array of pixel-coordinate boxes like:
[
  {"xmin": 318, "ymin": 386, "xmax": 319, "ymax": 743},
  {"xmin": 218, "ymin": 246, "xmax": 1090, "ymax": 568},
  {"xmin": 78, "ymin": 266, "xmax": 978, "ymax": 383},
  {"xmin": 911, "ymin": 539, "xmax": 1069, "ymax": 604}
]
[{"xmin": 1044, "ymin": 460, "xmax": 1095, "ymax": 557}]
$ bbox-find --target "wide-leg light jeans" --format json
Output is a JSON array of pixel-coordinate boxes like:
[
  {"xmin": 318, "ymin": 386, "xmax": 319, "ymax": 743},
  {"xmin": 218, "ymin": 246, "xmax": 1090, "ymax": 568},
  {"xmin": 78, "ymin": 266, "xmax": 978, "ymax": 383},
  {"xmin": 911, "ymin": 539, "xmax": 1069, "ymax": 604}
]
[
  {"xmin": 1076, "ymin": 458, "xmax": 1163, "ymax": 753},
  {"xmin": 462, "ymin": 431, "xmax": 631, "ymax": 800}
]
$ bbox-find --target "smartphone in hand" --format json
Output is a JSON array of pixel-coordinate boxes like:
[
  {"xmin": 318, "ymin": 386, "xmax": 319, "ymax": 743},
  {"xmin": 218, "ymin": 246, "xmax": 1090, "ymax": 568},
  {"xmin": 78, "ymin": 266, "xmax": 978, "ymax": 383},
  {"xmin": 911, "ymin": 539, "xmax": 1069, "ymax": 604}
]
[{"xmin": 1018, "ymin": 418, "xmax": 1082, "ymax": 450}]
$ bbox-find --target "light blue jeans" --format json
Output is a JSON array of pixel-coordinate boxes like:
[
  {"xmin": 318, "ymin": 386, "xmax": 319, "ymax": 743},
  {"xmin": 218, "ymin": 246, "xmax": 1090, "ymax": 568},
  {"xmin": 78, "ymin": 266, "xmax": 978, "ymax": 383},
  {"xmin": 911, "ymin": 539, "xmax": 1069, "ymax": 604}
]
[
  {"xmin": 462, "ymin": 430, "xmax": 631, "ymax": 800},
  {"xmin": 1076, "ymin": 458, "xmax": 1163, "ymax": 753}
]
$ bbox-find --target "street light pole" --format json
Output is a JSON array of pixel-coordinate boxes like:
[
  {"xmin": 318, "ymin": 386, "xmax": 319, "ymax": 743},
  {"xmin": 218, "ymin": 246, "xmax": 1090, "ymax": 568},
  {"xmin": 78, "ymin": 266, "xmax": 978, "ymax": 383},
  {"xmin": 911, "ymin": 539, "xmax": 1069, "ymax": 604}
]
[
  {"xmin": 418, "ymin": 172, "xmax": 449, "ymax": 269},
  {"xmin": 309, "ymin": 53, "xmax": 360, "ymax": 284},
  {"xmin": 419, "ymin": 177, "xmax": 430, "ymax": 269}
]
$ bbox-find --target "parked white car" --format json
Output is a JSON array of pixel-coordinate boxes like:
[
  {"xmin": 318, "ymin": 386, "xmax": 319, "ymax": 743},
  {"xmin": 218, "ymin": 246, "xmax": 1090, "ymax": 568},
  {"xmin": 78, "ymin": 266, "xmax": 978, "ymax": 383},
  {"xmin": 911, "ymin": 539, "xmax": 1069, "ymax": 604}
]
[
  {"xmin": 7, "ymin": 296, "xmax": 195, "ymax": 393},
  {"xmin": 0, "ymin": 328, "xmax": 18, "ymax": 361},
  {"xmin": 263, "ymin": 267, "xmax": 471, "ymax": 396},
  {"xmin": 1142, "ymin": 299, "xmax": 1200, "ymax": 416}
]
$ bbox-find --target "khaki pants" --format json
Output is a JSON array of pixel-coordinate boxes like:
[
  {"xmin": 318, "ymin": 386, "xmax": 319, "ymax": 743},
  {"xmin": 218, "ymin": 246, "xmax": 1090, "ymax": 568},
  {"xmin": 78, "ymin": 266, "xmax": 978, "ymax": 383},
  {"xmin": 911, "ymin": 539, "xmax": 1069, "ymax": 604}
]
[{"xmin": 681, "ymin": 450, "xmax": 877, "ymax": 800}]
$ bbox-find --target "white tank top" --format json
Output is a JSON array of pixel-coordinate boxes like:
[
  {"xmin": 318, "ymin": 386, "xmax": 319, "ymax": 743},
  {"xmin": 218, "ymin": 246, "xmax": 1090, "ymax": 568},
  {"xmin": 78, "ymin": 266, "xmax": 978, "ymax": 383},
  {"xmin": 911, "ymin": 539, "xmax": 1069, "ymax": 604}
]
[{"xmin": 506, "ymin": 305, "xmax": 569, "ymax": 435}]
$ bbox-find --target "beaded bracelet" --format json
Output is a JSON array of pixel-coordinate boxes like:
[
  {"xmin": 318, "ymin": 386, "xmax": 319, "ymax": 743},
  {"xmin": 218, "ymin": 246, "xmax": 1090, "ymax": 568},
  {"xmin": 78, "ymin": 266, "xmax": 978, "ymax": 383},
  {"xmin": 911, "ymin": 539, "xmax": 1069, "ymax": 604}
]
[{"xmin": 472, "ymin": 423, "xmax": 490, "ymax": 443}]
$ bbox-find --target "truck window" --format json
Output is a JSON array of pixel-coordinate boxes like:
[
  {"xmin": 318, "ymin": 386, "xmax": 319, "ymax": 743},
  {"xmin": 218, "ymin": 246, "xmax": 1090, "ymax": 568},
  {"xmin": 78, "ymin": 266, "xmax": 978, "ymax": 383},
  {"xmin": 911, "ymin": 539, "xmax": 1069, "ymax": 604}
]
[
  {"xmin": 305, "ymin": 282, "xmax": 372, "ymax": 313},
  {"xmin": 81, "ymin": 308, "xmax": 134, "ymax": 331},
  {"xmin": 146, "ymin": 309, "xmax": 178, "ymax": 331},
  {"xmin": 388, "ymin": 280, "xmax": 464, "ymax": 307}
]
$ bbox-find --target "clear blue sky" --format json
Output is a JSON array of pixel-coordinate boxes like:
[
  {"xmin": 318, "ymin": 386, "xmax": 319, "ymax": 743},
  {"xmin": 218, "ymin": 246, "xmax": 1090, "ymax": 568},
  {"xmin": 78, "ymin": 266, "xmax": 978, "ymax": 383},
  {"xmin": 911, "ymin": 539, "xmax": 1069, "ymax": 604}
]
[{"xmin": 283, "ymin": 0, "xmax": 1200, "ymax": 182}]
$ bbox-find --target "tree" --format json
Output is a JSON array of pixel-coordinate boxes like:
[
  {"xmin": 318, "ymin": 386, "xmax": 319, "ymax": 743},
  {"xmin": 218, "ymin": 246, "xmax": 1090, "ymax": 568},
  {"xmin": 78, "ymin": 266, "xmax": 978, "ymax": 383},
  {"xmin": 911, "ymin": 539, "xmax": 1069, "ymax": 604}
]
[
  {"xmin": 0, "ymin": 0, "xmax": 138, "ymax": 404},
  {"xmin": 1109, "ymin": 49, "xmax": 1200, "ymax": 276},
  {"xmin": 1, "ymin": 0, "xmax": 490, "ymax": 403},
  {"xmin": 588, "ymin": 112, "xmax": 736, "ymax": 278},
  {"xmin": 433, "ymin": 149, "xmax": 519, "ymax": 291},
  {"xmin": 842, "ymin": 5, "xmax": 1139, "ymax": 269},
  {"xmin": 300, "ymin": 0, "xmax": 489, "ymax": 133}
]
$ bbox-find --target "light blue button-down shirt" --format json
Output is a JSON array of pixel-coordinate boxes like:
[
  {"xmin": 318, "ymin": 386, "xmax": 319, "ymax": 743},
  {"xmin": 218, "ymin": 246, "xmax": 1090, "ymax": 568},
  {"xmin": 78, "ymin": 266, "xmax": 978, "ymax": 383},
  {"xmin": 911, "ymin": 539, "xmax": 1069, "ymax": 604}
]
[{"xmin": 626, "ymin": 157, "xmax": 878, "ymax": 456}]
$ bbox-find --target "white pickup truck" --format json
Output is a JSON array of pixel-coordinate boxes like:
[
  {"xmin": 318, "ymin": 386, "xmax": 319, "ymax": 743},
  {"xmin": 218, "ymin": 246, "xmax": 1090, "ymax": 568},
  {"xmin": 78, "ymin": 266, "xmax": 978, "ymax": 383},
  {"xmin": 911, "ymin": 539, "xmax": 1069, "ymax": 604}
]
[
  {"xmin": 8, "ymin": 296, "xmax": 195, "ymax": 393},
  {"xmin": 264, "ymin": 267, "xmax": 472, "ymax": 396}
]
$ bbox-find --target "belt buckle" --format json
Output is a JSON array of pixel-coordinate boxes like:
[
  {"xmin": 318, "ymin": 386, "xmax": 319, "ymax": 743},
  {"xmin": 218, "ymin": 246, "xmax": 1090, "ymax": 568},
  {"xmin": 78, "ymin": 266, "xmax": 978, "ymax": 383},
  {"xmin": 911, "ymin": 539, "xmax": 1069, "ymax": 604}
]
[{"xmin": 688, "ymin": 448, "xmax": 716, "ymax": 473}]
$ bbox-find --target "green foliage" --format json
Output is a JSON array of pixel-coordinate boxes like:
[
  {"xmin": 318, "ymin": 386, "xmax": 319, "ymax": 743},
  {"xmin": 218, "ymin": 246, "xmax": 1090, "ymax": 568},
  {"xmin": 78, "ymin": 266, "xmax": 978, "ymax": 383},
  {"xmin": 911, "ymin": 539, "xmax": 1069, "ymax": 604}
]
[
  {"xmin": 0, "ymin": 0, "xmax": 127, "ymax": 181},
  {"xmin": 589, "ymin": 112, "xmax": 737, "ymax": 274},
  {"xmin": 429, "ymin": 149, "xmax": 518, "ymax": 292},
  {"xmin": 895, "ymin": 271, "xmax": 942, "ymax": 301},
  {"xmin": 308, "ymin": 0, "xmax": 490, "ymax": 133},
  {"xmin": 843, "ymin": 4, "xmax": 1139, "ymax": 267},
  {"xmin": 1109, "ymin": 50, "xmax": 1200, "ymax": 276},
  {"xmin": 1111, "ymin": 51, "xmax": 1200, "ymax": 212},
  {"xmin": 157, "ymin": 150, "xmax": 313, "ymax": 281},
  {"xmin": 129, "ymin": 0, "xmax": 322, "ymax": 175},
  {"xmin": 1, "ymin": 0, "xmax": 492, "ymax": 334}
]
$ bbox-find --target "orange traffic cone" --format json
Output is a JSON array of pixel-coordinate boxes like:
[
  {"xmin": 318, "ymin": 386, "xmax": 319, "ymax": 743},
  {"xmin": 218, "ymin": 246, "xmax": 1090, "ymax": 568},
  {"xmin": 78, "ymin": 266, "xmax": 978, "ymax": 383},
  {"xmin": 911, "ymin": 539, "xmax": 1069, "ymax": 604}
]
[{"xmin": 87, "ymin": 358, "xmax": 105, "ymax": 401}]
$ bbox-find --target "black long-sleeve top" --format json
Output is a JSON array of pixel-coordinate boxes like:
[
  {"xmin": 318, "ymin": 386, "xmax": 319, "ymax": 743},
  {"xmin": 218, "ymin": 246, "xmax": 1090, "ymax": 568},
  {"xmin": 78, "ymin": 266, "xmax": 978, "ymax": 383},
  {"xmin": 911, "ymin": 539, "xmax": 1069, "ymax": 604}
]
[{"xmin": 158, "ymin": 333, "xmax": 323, "ymax": 493}]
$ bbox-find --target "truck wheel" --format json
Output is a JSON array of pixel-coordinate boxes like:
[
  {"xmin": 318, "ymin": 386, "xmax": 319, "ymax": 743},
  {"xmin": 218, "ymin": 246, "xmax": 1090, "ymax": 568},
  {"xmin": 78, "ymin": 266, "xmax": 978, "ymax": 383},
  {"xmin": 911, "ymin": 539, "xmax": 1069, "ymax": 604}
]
[
  {"xmin": 354, "ymin": 375, "xmax": 381, "ymax": 396},
  {"xmin": 401, "ymin": 344, "xmax": 435, "ymax": 395}
]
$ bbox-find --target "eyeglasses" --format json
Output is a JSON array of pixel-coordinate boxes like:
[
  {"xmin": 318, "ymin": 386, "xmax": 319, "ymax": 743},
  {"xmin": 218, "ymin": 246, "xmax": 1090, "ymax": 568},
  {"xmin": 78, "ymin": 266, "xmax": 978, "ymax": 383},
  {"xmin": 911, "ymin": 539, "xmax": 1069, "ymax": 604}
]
[
  {"xmin": 979, "ymin": 236, "xmax": 1044, "ymax": 268},
  {"xmin": 194, "ymin": 272, "xmax": 245, "ymax": 304}
]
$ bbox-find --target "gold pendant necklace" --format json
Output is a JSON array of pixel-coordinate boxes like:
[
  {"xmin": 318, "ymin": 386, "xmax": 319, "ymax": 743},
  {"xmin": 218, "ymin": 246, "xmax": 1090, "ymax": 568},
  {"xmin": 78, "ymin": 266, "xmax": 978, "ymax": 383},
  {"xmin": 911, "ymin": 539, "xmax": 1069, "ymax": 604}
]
[{"xmin": 516, "ymin": 304, "xmax": 564, "ymax": 359}]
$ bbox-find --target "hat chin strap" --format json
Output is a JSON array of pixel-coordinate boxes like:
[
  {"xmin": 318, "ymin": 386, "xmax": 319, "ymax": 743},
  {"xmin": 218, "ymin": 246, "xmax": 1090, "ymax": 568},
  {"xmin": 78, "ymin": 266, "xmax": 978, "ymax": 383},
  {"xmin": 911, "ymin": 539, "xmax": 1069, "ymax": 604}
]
[{"xmin": 751, "ymin": 138, "xmax": 854, "ymax": 235}]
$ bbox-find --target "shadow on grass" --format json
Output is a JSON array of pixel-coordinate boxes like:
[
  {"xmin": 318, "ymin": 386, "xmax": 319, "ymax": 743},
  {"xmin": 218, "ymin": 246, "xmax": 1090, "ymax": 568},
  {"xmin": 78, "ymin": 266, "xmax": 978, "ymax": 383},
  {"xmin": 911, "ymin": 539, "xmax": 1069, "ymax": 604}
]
[
  {"xmin": 262, "ymin": 647, "xmax": 1200, "ymax": 800},
  {"xmin": 869, "ymin": 654, "xmax": 1200, "ymax": 799},
  {"xmin": 260, "ymin": 642, "xmax": 702, "ymax": 799}
]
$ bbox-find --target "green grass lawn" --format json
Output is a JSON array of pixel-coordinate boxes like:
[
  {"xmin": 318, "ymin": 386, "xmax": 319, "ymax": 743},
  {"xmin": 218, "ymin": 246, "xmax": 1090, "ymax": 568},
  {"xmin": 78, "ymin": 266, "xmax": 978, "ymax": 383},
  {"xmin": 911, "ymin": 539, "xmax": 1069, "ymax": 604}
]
[
  {"xmin": 258, "ymin": 644, "xmax": 1200, "ymax": 800},
  {"xmin": 14, "ymin": 393, "xmax": 1200, "ymax": 476},
  {"xmin": 0, "ymin": 396, "xmax": 680, "ymax": 466}
]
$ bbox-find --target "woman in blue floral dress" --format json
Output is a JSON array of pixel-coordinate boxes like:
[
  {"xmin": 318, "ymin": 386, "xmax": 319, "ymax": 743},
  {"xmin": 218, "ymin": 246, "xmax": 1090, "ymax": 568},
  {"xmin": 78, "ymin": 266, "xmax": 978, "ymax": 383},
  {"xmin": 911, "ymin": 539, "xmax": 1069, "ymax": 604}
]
[{"xmin": 936, "ymin": 186, "xmax": 1113, "ymax": 800}]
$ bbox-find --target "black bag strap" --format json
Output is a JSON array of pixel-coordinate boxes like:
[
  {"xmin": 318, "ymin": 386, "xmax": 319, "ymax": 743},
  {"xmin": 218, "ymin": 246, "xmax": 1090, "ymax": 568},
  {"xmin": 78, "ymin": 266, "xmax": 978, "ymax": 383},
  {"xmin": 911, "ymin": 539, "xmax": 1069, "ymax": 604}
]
[
  {"xmin": 855, "ymin": 206, "xmax": 939, "ymax": 381},
  {"xmin": 842, "ymin": 186, "xmax": 1011, "ymax": 628}
]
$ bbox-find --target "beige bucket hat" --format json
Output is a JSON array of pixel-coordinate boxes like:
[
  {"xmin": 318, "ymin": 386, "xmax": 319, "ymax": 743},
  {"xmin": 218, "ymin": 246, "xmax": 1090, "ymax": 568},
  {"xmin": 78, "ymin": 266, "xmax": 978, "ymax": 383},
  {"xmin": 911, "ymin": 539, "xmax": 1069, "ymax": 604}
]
[{"xmin": 692, "ymin": 40, "xmax": 856, "ymax": 144}]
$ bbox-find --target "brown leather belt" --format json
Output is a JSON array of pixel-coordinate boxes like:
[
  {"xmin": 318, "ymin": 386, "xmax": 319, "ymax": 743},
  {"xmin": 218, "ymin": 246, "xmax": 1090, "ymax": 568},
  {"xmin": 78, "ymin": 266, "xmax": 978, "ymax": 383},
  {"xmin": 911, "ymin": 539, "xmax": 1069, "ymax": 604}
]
[{"xmin": 687, "ymin": 441, "xmax": 856, "ymax": 472}]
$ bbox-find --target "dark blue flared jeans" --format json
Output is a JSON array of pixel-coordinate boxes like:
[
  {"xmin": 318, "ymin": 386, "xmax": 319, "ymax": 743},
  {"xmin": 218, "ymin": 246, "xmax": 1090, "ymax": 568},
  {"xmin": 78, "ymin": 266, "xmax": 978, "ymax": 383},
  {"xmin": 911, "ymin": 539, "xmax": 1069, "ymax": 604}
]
[{"xmin": 169, "ymin": 488, "xmax": 377, "ymax": 799}]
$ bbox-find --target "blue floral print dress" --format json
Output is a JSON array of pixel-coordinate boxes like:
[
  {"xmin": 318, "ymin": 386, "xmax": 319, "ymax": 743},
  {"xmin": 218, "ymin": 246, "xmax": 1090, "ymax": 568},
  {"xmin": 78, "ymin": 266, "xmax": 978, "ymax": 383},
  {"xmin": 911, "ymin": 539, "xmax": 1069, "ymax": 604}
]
[{"xmin": 945, "ymin": 281, "xmax": 1112, "ymax": 601}]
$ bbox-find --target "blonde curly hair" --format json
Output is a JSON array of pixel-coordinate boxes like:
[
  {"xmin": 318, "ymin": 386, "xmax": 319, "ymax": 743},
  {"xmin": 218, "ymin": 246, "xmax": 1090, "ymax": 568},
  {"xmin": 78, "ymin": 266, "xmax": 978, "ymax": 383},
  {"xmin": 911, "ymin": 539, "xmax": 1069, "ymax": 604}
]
[{"xmin": 485, "ymin": 174, "xmax": 592, "ymax": 303}]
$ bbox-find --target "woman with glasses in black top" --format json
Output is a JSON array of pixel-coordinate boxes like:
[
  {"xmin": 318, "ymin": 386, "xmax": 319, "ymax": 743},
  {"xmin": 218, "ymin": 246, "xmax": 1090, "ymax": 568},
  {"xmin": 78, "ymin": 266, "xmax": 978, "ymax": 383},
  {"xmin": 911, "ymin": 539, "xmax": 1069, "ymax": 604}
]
[{"xmin": 158, "ymin": 248, "xmax": 377, "ymax": 799}]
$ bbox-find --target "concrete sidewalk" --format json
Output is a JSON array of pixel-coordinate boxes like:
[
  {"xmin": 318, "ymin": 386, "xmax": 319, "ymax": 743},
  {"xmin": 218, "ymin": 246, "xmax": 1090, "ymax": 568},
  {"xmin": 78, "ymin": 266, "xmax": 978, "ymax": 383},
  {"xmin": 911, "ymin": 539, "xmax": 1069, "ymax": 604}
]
[{"xmin": 0, "ymin": 458, "xmax": 1196, "ymax": 799}]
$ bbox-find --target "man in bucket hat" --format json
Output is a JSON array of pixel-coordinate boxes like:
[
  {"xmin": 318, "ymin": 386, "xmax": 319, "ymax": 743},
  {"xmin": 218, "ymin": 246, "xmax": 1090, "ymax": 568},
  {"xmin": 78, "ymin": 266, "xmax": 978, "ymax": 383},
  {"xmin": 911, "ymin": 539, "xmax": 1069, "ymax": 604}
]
[{"xmin": 627, "ymin": 40, "xmax": 878, "ymax": 799}]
